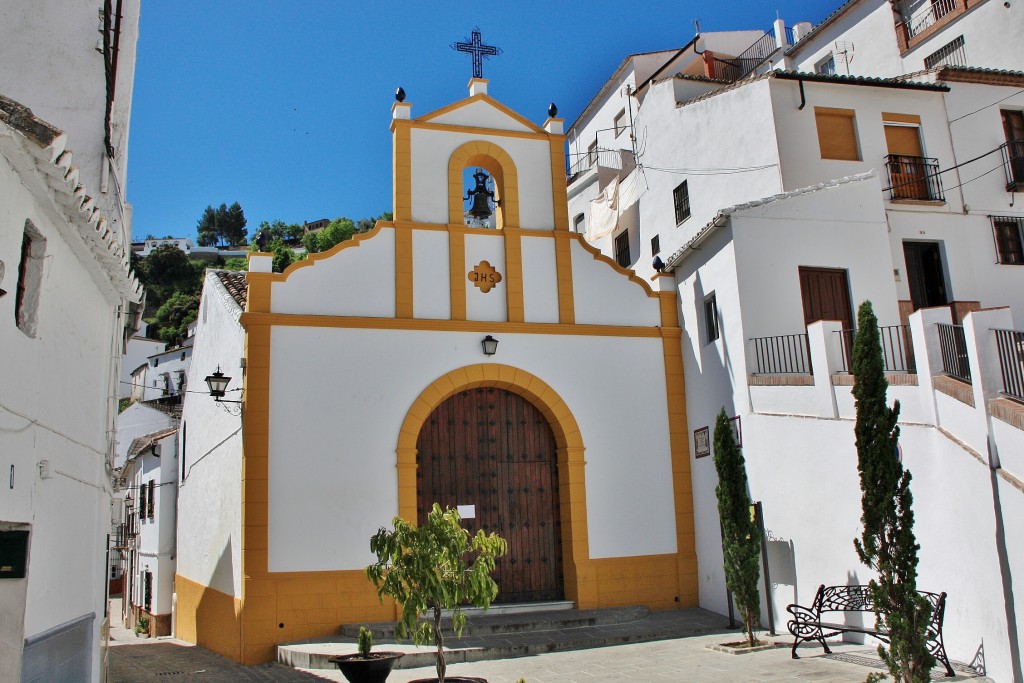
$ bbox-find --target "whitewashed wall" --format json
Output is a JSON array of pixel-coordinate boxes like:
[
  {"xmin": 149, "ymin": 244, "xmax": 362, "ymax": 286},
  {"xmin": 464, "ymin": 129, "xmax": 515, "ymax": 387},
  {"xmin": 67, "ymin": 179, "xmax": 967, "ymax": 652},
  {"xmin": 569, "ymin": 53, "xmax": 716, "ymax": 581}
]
[
  {"xmin": 130, "ymin": 432, "xmax": 177, "ymax": 617},
  {"xmin": 786, "ymin": 0, "xmax": 905, "ymax": 77},
  {"xmin": 0, "ymin": 0, "xmax": 140, "ymax": 247},
  {"xmin": 177, "ymin": 274, "xmax": 245, "ymax": 597},
  {"xmin": 115, "ymin": 403, "xmax": 176, "ymax": 469},
  {"xmin": 266, "ymin": 327, "xmax": 676, "ymax": 572},
  {"xmin": 120, "ymin": 337, "xmax": 165, "ymax": 399}
]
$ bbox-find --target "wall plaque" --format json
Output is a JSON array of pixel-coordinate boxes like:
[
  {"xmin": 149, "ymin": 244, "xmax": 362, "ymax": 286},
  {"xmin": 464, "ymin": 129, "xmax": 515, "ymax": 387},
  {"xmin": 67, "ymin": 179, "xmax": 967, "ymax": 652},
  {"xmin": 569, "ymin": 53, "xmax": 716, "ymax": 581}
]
[{"xmin": 468, "ymin": 260, "xmax": 502, "ymax": 293}]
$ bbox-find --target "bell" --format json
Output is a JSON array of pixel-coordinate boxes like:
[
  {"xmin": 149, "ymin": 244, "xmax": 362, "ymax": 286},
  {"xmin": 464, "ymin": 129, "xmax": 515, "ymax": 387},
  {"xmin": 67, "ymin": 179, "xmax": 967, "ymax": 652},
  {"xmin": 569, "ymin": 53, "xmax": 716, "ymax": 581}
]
[
  {"xmin": 464, "ymin": 168, "xmax": 495, "ymax": 222},
  {"xmin": 468, "ymin": 192, "xmax": 492, "ymax": 221}
]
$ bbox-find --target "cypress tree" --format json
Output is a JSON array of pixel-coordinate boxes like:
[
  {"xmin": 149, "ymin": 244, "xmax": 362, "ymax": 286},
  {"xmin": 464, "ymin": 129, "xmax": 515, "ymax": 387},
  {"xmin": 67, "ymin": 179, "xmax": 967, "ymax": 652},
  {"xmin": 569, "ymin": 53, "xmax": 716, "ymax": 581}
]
[
  {"xmin": 713, "ymin": 408, "xmax": 761, "ymax": 646},
  {"xmin": 852, "ymin": 301, "xmax": 934, "ymax": 682}
]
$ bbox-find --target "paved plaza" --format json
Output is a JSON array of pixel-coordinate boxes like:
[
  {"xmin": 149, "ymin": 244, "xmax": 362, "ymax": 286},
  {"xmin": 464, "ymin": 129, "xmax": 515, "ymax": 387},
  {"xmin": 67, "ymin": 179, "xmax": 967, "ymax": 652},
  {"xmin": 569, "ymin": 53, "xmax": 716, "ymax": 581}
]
[{"xmin": 108, "ymin": 599, "xmax": 993, "ymax": 683}]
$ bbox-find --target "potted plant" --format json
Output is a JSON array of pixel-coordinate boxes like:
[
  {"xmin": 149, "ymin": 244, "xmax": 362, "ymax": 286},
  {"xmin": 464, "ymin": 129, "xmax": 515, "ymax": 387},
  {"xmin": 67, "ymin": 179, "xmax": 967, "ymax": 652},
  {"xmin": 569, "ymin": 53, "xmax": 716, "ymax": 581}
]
[
  {"xmin": 366, "ymin": 503, "xmax": 507, "ymax": 683},
  {"xmin": 135, "ymin": 615, "xmax": 150, "ymax": 639},
  {"xmin": 328, "ymin": 626, "xmax": 404, "ymax": 683}
]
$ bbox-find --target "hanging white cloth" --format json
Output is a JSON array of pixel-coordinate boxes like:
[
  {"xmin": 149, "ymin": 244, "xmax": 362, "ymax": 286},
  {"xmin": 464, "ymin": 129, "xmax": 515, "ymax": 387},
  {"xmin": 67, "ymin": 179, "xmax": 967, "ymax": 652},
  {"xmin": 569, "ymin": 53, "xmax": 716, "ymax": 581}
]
[{"xmin": 586, "ymin": 176, "xmax": 619, "ymax": 242}]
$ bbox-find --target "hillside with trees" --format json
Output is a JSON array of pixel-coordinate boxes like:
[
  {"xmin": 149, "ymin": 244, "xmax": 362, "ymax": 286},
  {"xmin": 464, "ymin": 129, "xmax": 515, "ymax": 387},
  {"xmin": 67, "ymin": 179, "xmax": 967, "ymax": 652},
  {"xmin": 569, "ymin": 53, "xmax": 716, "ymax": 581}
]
[{"xmin": 134, "ymin": 206, "xmax": 391, "ymax": 344}]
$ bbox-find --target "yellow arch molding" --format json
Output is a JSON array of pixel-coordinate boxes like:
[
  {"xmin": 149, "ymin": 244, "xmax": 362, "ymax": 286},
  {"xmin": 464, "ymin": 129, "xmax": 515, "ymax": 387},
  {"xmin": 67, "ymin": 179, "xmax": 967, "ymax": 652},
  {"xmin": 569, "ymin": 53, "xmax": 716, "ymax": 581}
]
[
  {"xmin": 395, "ymin": 363, "xmax": 595, "ymax": 605},
  {"xmin": 447, "ymin": 141, "xmax": 520, "ymax": 228}
]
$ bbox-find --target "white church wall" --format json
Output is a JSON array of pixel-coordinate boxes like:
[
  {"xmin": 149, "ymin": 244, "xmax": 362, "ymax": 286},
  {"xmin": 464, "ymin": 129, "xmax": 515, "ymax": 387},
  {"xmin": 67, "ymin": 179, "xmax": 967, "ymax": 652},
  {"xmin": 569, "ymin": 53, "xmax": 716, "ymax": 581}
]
[
  {"xmin": 271, "ymin": 227, "xmax": 396, "ymax": 317},
  {"xmin": 412, "ymin": 230, "xmax": 451, "ymax": 319},
  {"xmin": 409, "ymin": 128, "xmax": 556, "ymax": 229},
  {"xmin": 464, "ymin": 233, "xmax": 507, "ymax": 322},
  {"xmin": 266, "ymin": 326, "xmax": 676, "ymax": 572},
  {"xmin": 520, "ymin": 236, "xmax": 560, "ymax": 323},
  {"xmin": 177, "ymin": 274, "xmax": 245, "ymax": 597},
  {"xmin": 569, "ymin": 240, "xmax": 660, "ymax": 327},
  {"xmin": 428, "ymin": 98, "xmax": 535, "ymax": 132}
]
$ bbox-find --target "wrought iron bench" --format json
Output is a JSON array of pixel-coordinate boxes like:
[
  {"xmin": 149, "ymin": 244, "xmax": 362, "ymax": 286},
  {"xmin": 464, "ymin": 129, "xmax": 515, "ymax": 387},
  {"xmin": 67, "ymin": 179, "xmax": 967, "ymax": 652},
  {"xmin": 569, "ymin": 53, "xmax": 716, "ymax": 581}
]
[{"xmin": 786, "ymin": 584, "xmax": 954, "ymax": 677}]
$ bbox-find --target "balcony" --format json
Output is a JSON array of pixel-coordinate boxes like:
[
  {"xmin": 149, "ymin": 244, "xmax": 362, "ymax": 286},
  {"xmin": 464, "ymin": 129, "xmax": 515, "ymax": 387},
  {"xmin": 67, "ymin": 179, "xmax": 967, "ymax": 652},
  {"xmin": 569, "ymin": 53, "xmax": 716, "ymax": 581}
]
[
  {"xmin": 885, "ymin": 154, "xmax": 944, "ymax": 201},
  {"xmin": 900, "ymin": 0, "xmax": 958, "ymax": 39},
  {"xmin": 995, "ymin": 328, "xmax": 1024, "ymax": 404},
  {"xmin": 749, "ymin": 332, "xmax": 813, "ymax": 376},
  {"xmin": 835, "ymin": 325, "xmax": 917, "ymax": 374},
  {"xmin": 710, "ymin": 25, "xmax": 796, "ymax": 82},
  {"xmin": 937, "ymin": 322, "xmax": 971, "ymax": 383},
  {"xmin": 566, "ymin": 148, "xmax": 635, "ymax": 187},
  {"xmin": 1000, "ymin": 141, "xmax": 1024, "ymax": 192}
]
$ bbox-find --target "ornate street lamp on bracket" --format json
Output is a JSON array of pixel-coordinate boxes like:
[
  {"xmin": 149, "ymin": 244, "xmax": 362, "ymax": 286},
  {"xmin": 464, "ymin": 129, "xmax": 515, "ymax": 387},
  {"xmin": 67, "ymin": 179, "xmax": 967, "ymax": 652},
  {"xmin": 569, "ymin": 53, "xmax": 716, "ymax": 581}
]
[{"xmin": 204, "ymin": 367, "xmax": 243, "ymax": 404}]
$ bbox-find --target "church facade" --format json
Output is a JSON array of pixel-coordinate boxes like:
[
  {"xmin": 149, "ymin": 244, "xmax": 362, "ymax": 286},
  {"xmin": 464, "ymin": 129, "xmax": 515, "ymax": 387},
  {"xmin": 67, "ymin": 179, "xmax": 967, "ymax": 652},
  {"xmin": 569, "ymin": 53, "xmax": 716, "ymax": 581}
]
[{"xmin": 176, "ymin": 79, "xmax": 698, "ymax": 664}]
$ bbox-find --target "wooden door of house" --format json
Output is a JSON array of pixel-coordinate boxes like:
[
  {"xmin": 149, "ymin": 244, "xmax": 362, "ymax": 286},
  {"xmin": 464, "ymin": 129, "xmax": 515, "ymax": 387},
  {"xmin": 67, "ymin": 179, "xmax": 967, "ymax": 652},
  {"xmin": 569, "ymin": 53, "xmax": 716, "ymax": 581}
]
[
  {"xmin": 799, "ymin": 267, "xmax": 854, "ymax": 332},
  {"xmin": 416, "ymin": 387, "xmax": 563, "ymax": 603},
  {"xmin": 885, "ymin": 124, "xmax": 927, "ymax": 199},
  {"xmin": 903, "ymin": 241, "xmax": 948, "ymax": 310}
]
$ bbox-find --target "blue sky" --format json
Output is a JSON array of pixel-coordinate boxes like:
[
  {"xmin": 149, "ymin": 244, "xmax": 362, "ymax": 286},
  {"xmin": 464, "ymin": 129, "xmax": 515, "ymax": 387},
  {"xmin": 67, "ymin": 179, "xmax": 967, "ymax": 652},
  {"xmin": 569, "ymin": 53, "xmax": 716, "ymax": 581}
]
[{"xmin": 127, "ymin": 1, "xmax": 836, "ymax": 241}]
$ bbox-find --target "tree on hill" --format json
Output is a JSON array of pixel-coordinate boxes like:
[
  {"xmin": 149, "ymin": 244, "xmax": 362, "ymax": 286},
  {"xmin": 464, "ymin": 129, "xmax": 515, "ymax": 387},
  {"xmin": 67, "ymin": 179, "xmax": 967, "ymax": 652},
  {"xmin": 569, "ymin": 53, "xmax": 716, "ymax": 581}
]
[
  {"xmin": 852, "ymin": 300, "xmax": 933, "ymax": 682},
  {"xmin": 151, "ymin": 291, "xmax": 200, "ymax": 345},
  {"xmin": 197, "ymin": 202, "xmax": 248, "ymax": 247},
  {"xmin": 253, "ymin": 219, "xmax": 304, "ymax": 244},
  {"xmin": 134, "ymin": 244, "xmax": 204, "ymax": 312},
  {"xmin": 303, "ymin": 217, "xmax": 356, "ymax": 253}
]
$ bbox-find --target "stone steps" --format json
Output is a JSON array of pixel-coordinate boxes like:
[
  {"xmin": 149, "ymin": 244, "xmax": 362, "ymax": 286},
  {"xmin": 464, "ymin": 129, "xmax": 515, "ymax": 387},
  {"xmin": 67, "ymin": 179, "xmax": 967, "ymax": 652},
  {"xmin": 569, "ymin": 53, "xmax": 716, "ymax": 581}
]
[{"xmin": 277, "ymin": 605, "xmax": 731, "ymax": 671}]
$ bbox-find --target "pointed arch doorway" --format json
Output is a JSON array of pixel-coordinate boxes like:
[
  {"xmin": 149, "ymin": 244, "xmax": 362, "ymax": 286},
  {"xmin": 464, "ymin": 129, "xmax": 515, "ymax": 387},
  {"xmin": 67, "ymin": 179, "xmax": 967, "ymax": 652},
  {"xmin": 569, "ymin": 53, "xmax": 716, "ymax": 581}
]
[{"xmin": 416, "ymin": 387, "xmax": 564, "ymax": 603}]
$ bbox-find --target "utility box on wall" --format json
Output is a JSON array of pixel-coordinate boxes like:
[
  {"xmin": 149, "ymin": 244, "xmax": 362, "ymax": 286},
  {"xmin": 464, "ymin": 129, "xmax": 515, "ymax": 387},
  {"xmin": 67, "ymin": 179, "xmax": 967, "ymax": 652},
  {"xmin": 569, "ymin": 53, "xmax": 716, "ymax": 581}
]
[{"xmin": 0, "ymin": 530, "xmax": 30, "ymax": 579}]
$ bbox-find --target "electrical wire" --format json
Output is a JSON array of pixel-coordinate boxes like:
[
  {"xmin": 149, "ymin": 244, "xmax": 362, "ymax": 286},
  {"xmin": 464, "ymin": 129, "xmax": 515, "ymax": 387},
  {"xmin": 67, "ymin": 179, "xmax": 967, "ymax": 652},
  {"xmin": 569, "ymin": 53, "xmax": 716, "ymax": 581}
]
[{"xmin": 948, "ymin": 88, "xmax": 1024, "ymax": 124}]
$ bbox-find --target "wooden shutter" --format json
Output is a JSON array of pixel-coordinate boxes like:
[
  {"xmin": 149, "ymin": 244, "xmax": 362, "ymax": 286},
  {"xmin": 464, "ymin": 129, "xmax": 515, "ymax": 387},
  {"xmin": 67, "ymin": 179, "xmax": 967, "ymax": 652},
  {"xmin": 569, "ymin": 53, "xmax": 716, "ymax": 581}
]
[
  {"xmin": 815, "ymin": 107, "xmax": 860, "ymax": 160},
  {"xmin": 884, "ymin": 125, "xmax": 923, "ymax": 156}
]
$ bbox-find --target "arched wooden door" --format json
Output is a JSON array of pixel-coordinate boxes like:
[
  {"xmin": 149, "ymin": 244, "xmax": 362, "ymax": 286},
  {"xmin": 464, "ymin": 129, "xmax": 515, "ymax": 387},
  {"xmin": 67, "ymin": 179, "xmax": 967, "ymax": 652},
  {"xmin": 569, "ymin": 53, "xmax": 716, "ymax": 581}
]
[{"xmin": 416, "ymin": 387, "xmax": 564, "ymax": 603}]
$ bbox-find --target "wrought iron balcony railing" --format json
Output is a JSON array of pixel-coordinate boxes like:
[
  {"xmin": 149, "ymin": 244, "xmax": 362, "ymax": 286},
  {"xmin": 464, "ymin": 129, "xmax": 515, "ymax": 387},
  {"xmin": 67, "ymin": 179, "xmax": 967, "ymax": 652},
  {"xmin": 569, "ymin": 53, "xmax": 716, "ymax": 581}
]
[
  {"xmin": 937, "ymin": 323, "xmax": 970, "ymax": 383},
  {"xmin": 994, "ymin": 328, "xmax": 1024, "ymax": 403},
  {"xmin": 1000, "ymin": 140, "xmax": 1024, "ymax": 192},
  {"xmin": 836, "ymin": 325, "xmax": 917, "ymax": 374},
  {"xmin": 901, "ymin": 0, "xmax": 958, "ymax": 39},
  {"xmin": 885, "ymin": 154, "xmax": 944, "ymax": 201},
  {"xmin": 750, "ymin": 333, "xmax": 812, "ymax": 375}
]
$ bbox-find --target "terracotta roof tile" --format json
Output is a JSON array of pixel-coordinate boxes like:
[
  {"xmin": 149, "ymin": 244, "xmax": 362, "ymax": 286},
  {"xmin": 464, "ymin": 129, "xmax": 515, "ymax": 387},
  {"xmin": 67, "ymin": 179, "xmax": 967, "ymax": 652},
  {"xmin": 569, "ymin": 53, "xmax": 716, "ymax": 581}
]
[{"xmin": 214, "ymin": 270, "xmax": 248, "ymax": 309}]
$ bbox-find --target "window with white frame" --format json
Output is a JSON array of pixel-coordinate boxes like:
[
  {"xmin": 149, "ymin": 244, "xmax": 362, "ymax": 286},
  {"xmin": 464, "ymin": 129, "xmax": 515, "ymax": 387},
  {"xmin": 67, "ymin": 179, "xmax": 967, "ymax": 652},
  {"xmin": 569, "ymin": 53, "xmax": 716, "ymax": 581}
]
[
  {"xmin": 613, "ymin": 109, "xmax": 627, "ymax": 137},
  {"xmin": 993, "ymin": 216, "xmax": 1024, "ymax": 265},
  {"xmin": 573, "ymin": 213, "xmax": 585, "ymax": 234},
  {"xmin": 587, "ymin": 141, "xmax": 598, "ymax": 167},
  {"xmin": 815, "ymin": 55, "xmax": 836, "ymax": 75}
]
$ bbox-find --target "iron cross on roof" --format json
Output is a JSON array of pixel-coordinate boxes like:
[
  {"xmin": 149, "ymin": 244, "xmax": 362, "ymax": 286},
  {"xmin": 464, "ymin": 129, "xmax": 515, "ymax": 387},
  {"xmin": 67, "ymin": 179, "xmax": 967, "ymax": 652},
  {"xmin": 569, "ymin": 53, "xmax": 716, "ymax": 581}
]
[{"xmin": 451, "ymin": 28, "xmax": 502, "ymax": 79}]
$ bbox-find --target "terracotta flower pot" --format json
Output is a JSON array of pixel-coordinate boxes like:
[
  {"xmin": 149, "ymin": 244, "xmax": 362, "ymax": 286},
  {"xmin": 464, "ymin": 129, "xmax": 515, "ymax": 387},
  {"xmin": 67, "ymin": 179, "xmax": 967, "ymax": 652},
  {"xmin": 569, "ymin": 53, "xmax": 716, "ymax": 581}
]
[{"xmin": 329, "ymin": 652, "xmax": 404, "ymax": 683}]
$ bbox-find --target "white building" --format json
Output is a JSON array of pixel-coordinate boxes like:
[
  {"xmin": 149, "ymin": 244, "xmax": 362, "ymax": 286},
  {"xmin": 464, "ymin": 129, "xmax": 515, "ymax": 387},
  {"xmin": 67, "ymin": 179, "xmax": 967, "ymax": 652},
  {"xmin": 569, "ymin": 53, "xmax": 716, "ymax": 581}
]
[
  {"xmin": 566, "ymin": 4, "xmax": 1024, "ymax": 679},
  {"xmin": 141, "ymin": 336, "xmax": 194, "ymax": 403},
  {"xmin": 120, "ymin": 324, "xmax": 165, "ymax": 400},
  {"xmin": 120, "ymin": 425, "xmax": 179, "ymax": 638},
  {"xmin": 0, "ymin": 95, "xmax": 141, "ymax": 681},
  {"xmin": 176, "ymin": 79, "xmax": 698, "ymax": 665}
]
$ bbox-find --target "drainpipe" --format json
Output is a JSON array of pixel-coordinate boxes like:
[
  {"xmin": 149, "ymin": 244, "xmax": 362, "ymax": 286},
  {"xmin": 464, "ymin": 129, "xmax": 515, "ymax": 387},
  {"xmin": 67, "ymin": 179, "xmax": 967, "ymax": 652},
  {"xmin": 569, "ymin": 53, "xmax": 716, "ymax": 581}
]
[{"xmin": 797, "ymin": 77, "xmax": 806, "ymax": 110}]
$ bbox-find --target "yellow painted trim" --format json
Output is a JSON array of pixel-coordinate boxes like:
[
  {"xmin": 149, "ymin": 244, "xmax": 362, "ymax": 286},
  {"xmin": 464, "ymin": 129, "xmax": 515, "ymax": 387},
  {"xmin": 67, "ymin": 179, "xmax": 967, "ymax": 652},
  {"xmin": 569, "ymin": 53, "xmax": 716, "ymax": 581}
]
[
  {"xmin": 396, "ymin": 364, "xmax": 593, "ymax": 606},
  {"xmin": 549, "ymin": 135, "xmax": 570, "ymax": 231},
  {"xmin": 393, "ymin": 118, "xmax": 555, "ymax": 142},
  {"xmin": 393, "ymin": 124, "xmax": 412, "ymax": 221},
  {"xmin": 395, "ymin": 226, "xmax": 413, "ymax": 318},
  {"xmin": 448, "ymin": 227, "xmax": 466, "ymax": 320},
  {"xmin": 447, "ymin": 140, "xmax": 520, "ymax": 228},
  {"xmin": 882, "ymin": 112, "xmax": 922, "ymax": 124},
  {"xmin": 504, "ymin": 231, "xmax": 524, "ymax": 322},
  {"xmin": 657, "ymin": 289, "xmax": 699, "ymax": 607},
  {"xmin": 174, "ymin": 574, "xmax": 242, "ymax": 661},
  {"xmin": 554, "ymin": 232, "xmax": 575, "ymax": 325},
  {"xmin": 417, "ymin": 93, "xmax": 545, "ymax": 134},
  {"xmin": 239, "ymin": 312, "xmax": 663, "ymax": 338},
  {"xmin": 568, "ymin": 232, "xmax": 658, "ymax": 298}
]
